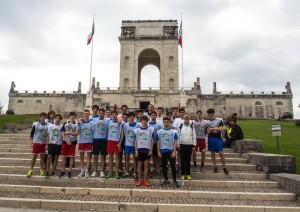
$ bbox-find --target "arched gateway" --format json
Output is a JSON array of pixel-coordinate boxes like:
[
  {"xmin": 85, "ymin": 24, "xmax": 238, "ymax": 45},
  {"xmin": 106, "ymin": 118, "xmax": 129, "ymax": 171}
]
[{"xmin": 119, "ymin": 20, "xmax": 179, "ymax": 90}]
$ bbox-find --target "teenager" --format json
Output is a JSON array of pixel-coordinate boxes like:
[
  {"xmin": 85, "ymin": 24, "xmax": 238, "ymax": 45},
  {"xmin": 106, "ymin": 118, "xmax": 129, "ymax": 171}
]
[
  {"xmin": 206, "ymin": 108, "xmax": 229, "ymax": 175},
  {"xmin": 27, "ymin": 112, "xmax": 48, "ymax": 177}
]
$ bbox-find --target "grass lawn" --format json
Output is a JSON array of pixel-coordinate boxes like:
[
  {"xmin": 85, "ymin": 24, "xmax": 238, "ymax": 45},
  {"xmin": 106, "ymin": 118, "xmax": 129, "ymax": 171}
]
[
  {"xmin": 238, "ymin": 119, "xmax": 300, "ymax": 174},
  {"xmin": 0, "ymin": 114, "xmax": 38, "ymax": 129}
]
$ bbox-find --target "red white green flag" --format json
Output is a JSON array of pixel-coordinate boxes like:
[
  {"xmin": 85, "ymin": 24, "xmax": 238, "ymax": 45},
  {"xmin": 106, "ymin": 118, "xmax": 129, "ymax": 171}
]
[
  {"xmin": 178, "ymin": 20, "xmax": 182, "ymax": 48},
  {"xmin": 87, "ymin": 21, "xmax": 95, "ymax": 45}
]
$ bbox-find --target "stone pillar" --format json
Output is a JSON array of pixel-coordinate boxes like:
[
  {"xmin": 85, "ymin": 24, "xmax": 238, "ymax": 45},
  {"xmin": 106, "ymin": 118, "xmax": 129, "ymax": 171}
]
[
  {"xmin": 10, "ymin": 81, "xmax": 15, "ymax": 93},
  {"xmin": 77, "ymin": 82, "xmax": 81, "ymax": 93},
  {"xmin": 197, "ymin": 77, "xmax": 201, "ymax": 94},
  {"xmin": 213, "ymin": 82, "xmax": 217, "ymax": 94},
  {"xmin": 91, "ymin": 77, "xmax": 96, "ymax": 90},
  {"xmin": 97, "ymin": 82, "xmax": 100, "ymax": 90}
]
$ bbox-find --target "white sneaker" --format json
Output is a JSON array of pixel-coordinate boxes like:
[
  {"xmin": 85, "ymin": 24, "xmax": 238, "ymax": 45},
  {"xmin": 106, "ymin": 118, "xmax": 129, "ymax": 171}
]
[
  {"xmin": 100, "ymin": 170, "xmax": 105, "ymax": 178},
  {"xmin": 91, "ymin": 171, "xmax": 97, "ymax": 178},
  {"xmin": 85, "ymin": 171, "xmax": 90, "ymax": 178},
  {"xmin": 78, "ymin": 170, "xmax": 85, "ymax": 178}
]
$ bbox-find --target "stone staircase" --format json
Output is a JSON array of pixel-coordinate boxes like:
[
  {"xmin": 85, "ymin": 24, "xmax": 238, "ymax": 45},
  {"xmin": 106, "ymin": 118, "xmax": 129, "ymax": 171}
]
[{"xmin": 0, "ymin": 131, "xmax": 299, "ymax": 211}]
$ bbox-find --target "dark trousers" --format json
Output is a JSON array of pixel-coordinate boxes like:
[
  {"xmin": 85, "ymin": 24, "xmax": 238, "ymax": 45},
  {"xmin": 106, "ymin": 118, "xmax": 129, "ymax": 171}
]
[
  {"xmin": 180, "ymin": 144, "xmax": 193, "ymax": 176},
  {"xmin": 161, "ymin": 152, "xmax": 176, "ymax": 181}
]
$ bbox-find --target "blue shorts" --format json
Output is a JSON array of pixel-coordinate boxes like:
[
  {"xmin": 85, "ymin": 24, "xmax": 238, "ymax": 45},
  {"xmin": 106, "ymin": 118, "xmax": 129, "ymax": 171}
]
[
  {"xmin": 125, "ymin": 146, "xmax": 135, "ymax": 155},
  {"xmin": 208, "ymin": 137, "xmax": 223, "ymax": 152}
]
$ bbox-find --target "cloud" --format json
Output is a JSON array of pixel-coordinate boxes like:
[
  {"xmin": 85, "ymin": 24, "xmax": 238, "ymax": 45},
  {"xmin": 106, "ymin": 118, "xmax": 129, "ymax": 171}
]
[{"xmin": 0, "ymin": 0, "xmax": 299, "ymax": 118}]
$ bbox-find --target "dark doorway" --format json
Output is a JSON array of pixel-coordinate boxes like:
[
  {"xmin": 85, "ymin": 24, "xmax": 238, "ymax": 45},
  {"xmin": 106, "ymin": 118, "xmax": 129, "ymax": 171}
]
[{"xmin": 140, "ymin": 101, "xmax": 150, "ymax": 110}]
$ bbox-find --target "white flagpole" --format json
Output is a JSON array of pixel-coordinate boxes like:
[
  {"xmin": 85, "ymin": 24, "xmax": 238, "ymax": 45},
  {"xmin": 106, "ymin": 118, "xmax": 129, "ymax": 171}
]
[
  {"xmin": 181, "ymin": 13, "xmax": 184, "ymax": 89},
  {"xmin": 89, "ymin": 15, "xmax": 94, "ymax": 91}
]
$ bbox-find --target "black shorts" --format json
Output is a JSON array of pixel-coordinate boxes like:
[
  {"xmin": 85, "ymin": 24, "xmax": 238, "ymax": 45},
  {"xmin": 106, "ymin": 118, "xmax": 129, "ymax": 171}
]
[
  {"xmin": 152, "ymin": 143, "xmax": 158, "ymax": 156},
  {"xmin": 137, "ymin": 151, "xmax": 150, "ymax": 162},
  {"xmin": 92, "ymin": 139, "xmax": 107, "ymax": 156},
  {"xmin": 48, "ymin": 144, "xmax": 62, "ymax": 155}
]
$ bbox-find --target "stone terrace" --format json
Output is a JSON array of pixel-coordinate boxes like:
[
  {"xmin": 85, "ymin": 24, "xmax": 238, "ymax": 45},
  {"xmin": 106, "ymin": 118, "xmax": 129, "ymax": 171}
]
[{"xmin": 0, "ymin": 131, "xmax": 299, "ymax": 211}]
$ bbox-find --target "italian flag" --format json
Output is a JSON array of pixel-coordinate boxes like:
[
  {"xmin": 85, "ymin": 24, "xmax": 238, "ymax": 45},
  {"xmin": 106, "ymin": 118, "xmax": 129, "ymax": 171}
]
[
  {"xmin": 87, "ymin": 21, "xmax": 95, "ymax": 45},
  {"xmin": 178, "ymin": 20, "xmax": 182, "ymax": 48}
]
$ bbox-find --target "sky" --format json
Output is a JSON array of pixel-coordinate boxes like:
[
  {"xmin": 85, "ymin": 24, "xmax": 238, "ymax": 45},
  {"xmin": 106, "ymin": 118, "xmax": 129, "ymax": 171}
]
[{"xmin": 0, "ymin": 0, "xmax": 299, "ymax": 118}]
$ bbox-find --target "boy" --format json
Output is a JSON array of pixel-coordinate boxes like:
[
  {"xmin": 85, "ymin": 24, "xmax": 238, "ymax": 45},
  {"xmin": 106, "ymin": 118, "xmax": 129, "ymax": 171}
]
[
  {"xmin": 91, "ymin": 108, "xmax": 109, "ymax": 178},
  {"xmin": 193, "ymin": 111, "xmax": 207, "ymax": 172},
  {"xmin": 106, "ymin": 110, "xmax": 122, "ymax": 179},
  {"xmin": 89, "ymin": 105, "xmax": 100, "ymax": 121},
  {"xmin": 136, "ymin": 109, "xmax": 144, "ymax": 123},
  {"xmin": 117, "ymin": 113, "xmax": 128, "ymax": 176},
  {"xmin": 120, "ymin": 112, "xmax": 141, "ymax": 179},
  {"xmin": 177, "ymin": 114, "xmax": 196, "ymax": 180},
  {"xmin": 45, "ymin": 113, "xmax": 63, "ymax": 177},
  {"xmin": 27, "ymin": 112, "xmax": 48, "ymax": 177},
  {"xmin": 78, "ymin": 109, "xmax": 94, "ymax": 178},
  {"xmin": 59, "ymin": 111, "xmax": 79, "ymax": 178},
  {"xmin": 223, "ymin": 118, "xmax": 243, "ymax": 148},
  {"xmin": 206, "ymin": 108, "xmax": 229, "ymax": 175},
  {"xmin": 105, "ymin": 108, "xmax": 112, "ymax": 119},
  {"xmin": 148, "ymin": 111, "xmax": 163, "ymax": 177},
  {"xmin": 156, "ymin": 107, "xmax": 164, "ymax": 125},
  {"xmin": 157, "ymin": 117, "xmax": 179, "ymax": 188},
  {"xmin": 134, "ymin": 115, "xmax": 154, "ymax": 186}
]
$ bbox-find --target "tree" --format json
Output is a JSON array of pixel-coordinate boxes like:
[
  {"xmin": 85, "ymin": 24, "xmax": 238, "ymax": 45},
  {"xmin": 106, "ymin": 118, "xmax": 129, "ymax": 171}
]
[{"xmin": 0, "ymin": 102, "xmax": 3, "ymax": 115}]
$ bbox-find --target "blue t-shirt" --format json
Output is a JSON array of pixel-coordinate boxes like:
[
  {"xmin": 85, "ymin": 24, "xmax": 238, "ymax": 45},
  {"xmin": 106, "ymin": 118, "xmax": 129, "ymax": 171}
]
[
  {"xmin": 92, "ymin": 118, "xmax": 109, "ymax": 140},
  {"xmin": 156, "ymin": 128, "xmax": 178, "ymax": 153},
  {"xmin": 107, "ymin": 120, "xmax": 122, "ymax": 142},
  {"xmin": 123, "ymin": 122, "xmax": 141, "ymax": 147},
  {"xmin": 148, "ymin": 121, "xmax": 163, "ymax": 143}
]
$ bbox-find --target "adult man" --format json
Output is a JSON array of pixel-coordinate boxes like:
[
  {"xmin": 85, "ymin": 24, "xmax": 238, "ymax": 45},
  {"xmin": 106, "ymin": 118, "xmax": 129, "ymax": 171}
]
[{"xmin": 206, "ymin": 108, "xmax": 229, "ymax": 175}]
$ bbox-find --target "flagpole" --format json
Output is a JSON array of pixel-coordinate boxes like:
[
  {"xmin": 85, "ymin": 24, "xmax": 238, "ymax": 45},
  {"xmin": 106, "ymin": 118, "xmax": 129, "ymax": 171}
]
[
  {"xmin": 181, "ymin": 13, "xmax": 184, "ymax": 89},
  {"xmin": 89, "ymin": 15, "xmax": 94, "ymax": 92}
]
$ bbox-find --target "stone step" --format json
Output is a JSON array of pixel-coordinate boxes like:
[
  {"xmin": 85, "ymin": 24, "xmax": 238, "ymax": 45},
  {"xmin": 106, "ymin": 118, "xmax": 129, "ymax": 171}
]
[
  {"xmin": 0, "ymin": 193, "xmax": 300, "ymax": 211},
  {"xmin": 0, "ymin": 148, "xmax": 241, "ymax": 157},
  {"xmin": 0, "ymin": 153, "xmax": 249, "ymax": 163},
  {"xmin": 0, "ymin": 158, "xmax": 256, "ymax": 171},
  {"xmin": 0, "ymin": 169, "xmax": 267, "ymax": 180},
  {"xmin": 0, "ymin": 183, "xmax": 295, "ymax": 201},
  {"xmin": 0, "ymin": 174, "xmax": 275, "ymax": 187}
]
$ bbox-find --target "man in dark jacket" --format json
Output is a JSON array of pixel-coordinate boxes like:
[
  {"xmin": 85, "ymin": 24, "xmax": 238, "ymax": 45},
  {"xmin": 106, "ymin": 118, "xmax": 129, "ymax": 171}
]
[{"xmin": 224, "ymin": 119, "xmax": 243, "ymax": 148}]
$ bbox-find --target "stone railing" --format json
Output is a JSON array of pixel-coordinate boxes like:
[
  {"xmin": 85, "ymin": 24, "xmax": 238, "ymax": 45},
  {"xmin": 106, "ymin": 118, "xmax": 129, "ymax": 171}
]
[
  {"xmin": 269, "ymin": 173, "xmax": 300, "ymax": 196},
  {"xmin": 230, "ymin": 139, "xmax": 263, "ymax": 155},
  {"xmin": 243, "ymin": 153, "xmax": 296, "ymax": 175}
]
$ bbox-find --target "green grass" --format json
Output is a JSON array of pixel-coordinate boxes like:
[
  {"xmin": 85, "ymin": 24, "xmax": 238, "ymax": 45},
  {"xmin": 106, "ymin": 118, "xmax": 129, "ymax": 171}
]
[
  {"xmin": 238, "ymin": 119, "xmax": 300, "ymax": 174},
  {"xmin": 0, "ymin": 114, "xmax": 38, "ymax": 129}
]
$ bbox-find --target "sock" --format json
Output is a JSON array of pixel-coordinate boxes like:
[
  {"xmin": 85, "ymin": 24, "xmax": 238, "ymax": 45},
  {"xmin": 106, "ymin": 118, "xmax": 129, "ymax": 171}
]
[{"xmin": 201, "ymin": 162, "xmax": 204, "ymax": 168}]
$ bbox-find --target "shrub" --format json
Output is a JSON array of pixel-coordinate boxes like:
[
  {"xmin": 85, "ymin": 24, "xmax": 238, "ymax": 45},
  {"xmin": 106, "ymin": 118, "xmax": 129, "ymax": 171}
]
[{"xmin": 6, "ymin": 109, "xmax": 14, "ymax": 115}]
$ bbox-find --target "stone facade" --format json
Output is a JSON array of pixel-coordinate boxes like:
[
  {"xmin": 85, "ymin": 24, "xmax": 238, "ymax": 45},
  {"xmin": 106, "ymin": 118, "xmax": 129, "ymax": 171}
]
[{"xmin": 8, "ymin": 20, "xmax": 293, "ymax": 118}]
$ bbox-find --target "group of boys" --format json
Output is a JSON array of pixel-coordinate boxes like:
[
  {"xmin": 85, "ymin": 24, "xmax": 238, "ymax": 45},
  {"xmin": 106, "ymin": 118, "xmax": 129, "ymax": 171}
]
[{"xmin": 27, "ymin": 104, "xmax": 229, "ymax": 187}]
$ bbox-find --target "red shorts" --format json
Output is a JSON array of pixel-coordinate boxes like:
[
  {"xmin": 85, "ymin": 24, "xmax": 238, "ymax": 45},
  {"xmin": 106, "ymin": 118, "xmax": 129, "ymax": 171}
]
[
  {"xmin": 61, "ymin": 143, "xmax": 76, "ymax": 157},
  {"xmin": 107, "ymin": 140, "xmax": 120, "ymax": 154},
  {"xmin": 195, "ymin": 139, "xmax": 206, "ymax": 152},
  {"xmin": 32, "ymin": 143, "xmax": 46, "ymax": 155},
  {"xmin": 78, "ymin": 143, "xmax": 93, "ymax": 152}
]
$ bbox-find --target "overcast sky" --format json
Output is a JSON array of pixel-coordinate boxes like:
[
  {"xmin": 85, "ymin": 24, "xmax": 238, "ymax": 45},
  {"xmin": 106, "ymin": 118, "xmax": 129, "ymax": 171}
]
[{"xmin": 0, "ymin": 0, "xmax": 299, "ymax": 118}]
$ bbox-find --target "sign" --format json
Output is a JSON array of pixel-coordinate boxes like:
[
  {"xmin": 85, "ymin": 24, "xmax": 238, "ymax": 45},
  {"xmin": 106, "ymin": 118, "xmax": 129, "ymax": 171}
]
[
  {"xmin": 272, "ymin": 131, "xmax": 281, "ymax": 136},
  {"xmin": 271, "ymin": 124, "xmax": 281, "ymax": 131}
]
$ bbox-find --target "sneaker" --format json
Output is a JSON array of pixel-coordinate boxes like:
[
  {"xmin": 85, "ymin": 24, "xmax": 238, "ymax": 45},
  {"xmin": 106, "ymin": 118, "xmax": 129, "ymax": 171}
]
[
  {"xmin": 143, "ymin": 180, "xmax": 151, "ymax": 186},
  {"xmin": 40, "ymin": 170, "xmax": 45, "ymax": 176},
  {"xmin": 123, "ymin": 172, "xmax": 130, "ymax": 178},
  {"xmin": 51, "ymin": 171, "xmax": 55, "ymax": 176},
  {"xmin": 26, "ymin": 169, "xmax": 33, "ymax": 177},
  {"xmin": 100, "ymin": 170, "xmax": 105, "ymax": 178},
  {"xmin": 186, "ymin": 175, "xmax": 192, "ymax": 180},
  {"xmin": 85, "ymin": 171, "xmax": 90, "ymax": 178},
  {"xmin": 173, "ymin": 181, "xmax": 180, "ymax": 188},
  {"xmin": 106, "ymin": 172, "xmax": 113, "ymax": 178},
  {"xmin": 59, "ymin": 171, "xmax": 66, "ymax": 178},
  {"xmin": 200, "ymin": 167, "xmax": 204, "ymax": 173},
  {"xmin": 45, "ymin": 172, "xmax": 50, "ymax": 178},
  {"xmin": 78, "ymin": 170, "xmax": 85, "ymax": 178},
  {"xmin": 68, "ymin": 171, "xmax": 72, "ymax": 178},
  {"xmin": 136, "ymin": 180, "xmax": 142, "ymax": 186},
  {"xmin": 161, "ymin": 180, "xmax": 170, "ymax": 186},
  {"xmin": 133, "ymin": 174, "xmax": 138, "ymax": 180},
  {"xmin": 180, "ymin": 175, "xmax": 185, "ymax": 180},
  {"xmin": 213, "ymin": 167, "xmax": 218, "ymax": 173},
  {"xmin": 223, "ymin": 168, "xmax": 229, "ymax": 175},
  {"xmin": 115, "ymin": 172, "xmax": 120, "ymax": 179},
  {"xmin": 91, "ymin": 171, "xmax": 97, "ymax": 178}
]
